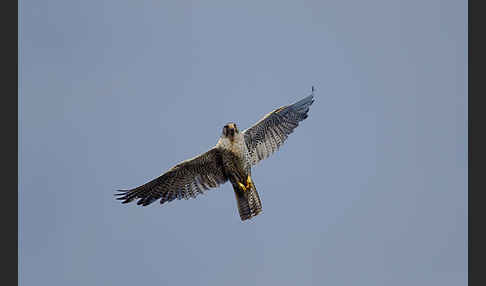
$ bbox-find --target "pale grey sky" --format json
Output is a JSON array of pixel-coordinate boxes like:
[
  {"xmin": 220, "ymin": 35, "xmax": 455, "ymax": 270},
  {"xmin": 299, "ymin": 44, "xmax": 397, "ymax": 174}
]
[{"xmin": 20, "ymin": 0, "xmax": 467, "ymax": 285}]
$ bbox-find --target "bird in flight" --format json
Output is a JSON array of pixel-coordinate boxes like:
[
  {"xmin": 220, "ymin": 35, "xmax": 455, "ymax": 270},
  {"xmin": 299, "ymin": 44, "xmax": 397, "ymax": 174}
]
[{"xmin": 116, "ymin": 88, "xmax": 315, "ymax": 221}]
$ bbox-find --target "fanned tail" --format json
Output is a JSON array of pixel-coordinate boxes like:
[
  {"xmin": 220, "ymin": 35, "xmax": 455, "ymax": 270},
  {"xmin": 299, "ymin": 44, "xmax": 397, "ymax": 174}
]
[{"xmin": 233, "ymin": 183, "xmax": 263, "ymax": 221}]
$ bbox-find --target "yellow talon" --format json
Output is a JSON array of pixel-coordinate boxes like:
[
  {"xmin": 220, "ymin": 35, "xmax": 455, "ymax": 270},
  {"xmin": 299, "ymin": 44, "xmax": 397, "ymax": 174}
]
[
  {"xmin": 238, "ymin": 176, "xmax": 254, "ymax": 191},
  {"xmin": 238, "ymin": 182, "xmax": 247, "ymax": 191},
  {"xmin": 246, "ymin": 176, "xmax": 254, "ymax": 189}
]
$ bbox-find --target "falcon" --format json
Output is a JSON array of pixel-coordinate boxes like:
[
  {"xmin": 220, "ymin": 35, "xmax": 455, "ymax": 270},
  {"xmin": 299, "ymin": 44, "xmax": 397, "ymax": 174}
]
[{"xmin": 116, "ymin": 89, "xmax": 315, "ymax": 221}]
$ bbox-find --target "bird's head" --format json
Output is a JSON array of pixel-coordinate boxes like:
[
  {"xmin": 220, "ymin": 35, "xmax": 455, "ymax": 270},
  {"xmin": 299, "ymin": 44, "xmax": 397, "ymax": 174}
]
[{"xmin": 222, "ymin": 122, "xmax": 239, "ymax": 138}]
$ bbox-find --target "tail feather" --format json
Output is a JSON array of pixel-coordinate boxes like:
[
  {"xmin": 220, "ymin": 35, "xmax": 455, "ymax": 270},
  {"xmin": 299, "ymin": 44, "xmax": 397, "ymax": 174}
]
[{"xmin": 233, "ymin": 184, "xmax": 263, "ymax": 221}]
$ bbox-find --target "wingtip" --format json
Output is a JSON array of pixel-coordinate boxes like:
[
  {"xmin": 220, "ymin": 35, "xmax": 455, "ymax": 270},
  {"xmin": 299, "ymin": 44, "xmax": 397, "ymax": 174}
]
[
  {"xmin": 114, "ymin": 190, "xmax": 128, "ymax": 197},
  {"xmin": 114, "ymin": 190, "xmax": 134, "ymax": 205},
  {"xmin": 292, "ymin": 92, "xmax": 315, "ymax": 111},
  {"xmin": 310, "ymin": 86, "xmax": 316, "ymax": 99}
]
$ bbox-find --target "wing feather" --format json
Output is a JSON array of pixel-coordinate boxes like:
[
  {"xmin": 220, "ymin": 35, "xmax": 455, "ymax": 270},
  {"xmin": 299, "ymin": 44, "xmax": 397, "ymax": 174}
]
[
  {"xmin": 115, "ymin": 147, "xmax": 228, "ymax": 206},
  {"xmin": 243, "ymin": 93, "xmax": 314, "ymax": 166}
]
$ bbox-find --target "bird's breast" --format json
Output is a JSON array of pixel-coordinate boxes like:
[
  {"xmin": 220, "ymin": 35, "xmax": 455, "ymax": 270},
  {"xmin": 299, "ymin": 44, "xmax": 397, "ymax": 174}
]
[{"xmin": 217, "ymin": 134, "xmax": 251, "ymax": 172}]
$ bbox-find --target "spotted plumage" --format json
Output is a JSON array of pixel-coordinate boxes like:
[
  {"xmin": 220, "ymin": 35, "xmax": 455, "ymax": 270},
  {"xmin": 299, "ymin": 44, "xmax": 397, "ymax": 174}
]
[{"xmin": 116, "ymin": 89, "xmax": 315, "ymax": 221}]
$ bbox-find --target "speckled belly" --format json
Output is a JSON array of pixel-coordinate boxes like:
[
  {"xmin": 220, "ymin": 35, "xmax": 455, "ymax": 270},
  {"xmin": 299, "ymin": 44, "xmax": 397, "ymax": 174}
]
[{"xmin": 221, "ymin": 149, "xmax": 249, "ymax": 183}]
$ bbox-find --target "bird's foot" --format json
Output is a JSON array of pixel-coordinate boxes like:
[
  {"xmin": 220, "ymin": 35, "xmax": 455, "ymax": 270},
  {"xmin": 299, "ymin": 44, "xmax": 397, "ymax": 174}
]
[
  {"xmin": 246, "ymin": 175, "xmax": 254, "ymax": 190},
  {"xmin": 238, "ymin": 176, "xmax": 254, "ymax": 191},
  {"xmin": 238, "ymin": 182, "xmax": 247, "ymax": 191}
]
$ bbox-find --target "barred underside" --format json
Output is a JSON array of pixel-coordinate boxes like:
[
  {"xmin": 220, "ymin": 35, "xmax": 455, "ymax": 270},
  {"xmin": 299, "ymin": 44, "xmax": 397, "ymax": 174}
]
[
  {"xmin": 243, "ymin": 94, "xmax": 315, "ymax": 166},
  {"xmin": 234, "ymin": 184, "xmax": 263, "ymax": 221},
  {"xmin": 115, "ymin": 148, "xmax": 228, "ymax": 206}
]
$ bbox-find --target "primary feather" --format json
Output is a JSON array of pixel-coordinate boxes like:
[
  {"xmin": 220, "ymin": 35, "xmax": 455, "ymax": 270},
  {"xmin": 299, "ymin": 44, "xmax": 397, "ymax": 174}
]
[
  {"xmin": 115, "ymin": 148, "xmax": 228, "ymax": 206},
  {"xmin": 243, "ymin": 94, "xmax": 314, "ymax": 166}
]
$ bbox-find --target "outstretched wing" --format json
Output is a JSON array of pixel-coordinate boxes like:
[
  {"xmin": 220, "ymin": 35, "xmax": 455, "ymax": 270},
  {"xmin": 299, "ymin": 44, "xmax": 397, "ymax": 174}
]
[
  {"xmin": 115, "ymin": 148, "xmax": 228, "ymax": 206},
  {"xmin": 243, "ymin": 93, "xmax": 314, "ymax": 166}
]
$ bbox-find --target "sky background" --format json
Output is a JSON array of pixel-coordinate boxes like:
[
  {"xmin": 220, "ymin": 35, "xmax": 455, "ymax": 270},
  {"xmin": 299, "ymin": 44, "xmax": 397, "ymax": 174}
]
[{"xmin": 19, "ymin": 0, "xmax": 467, "ymax": 285}]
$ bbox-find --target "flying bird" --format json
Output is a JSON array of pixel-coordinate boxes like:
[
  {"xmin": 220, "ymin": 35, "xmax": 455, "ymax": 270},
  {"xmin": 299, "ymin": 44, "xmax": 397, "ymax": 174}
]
[{"xmin": 116, "ymin": 89, "xmax": 315, "ymax": 221}]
